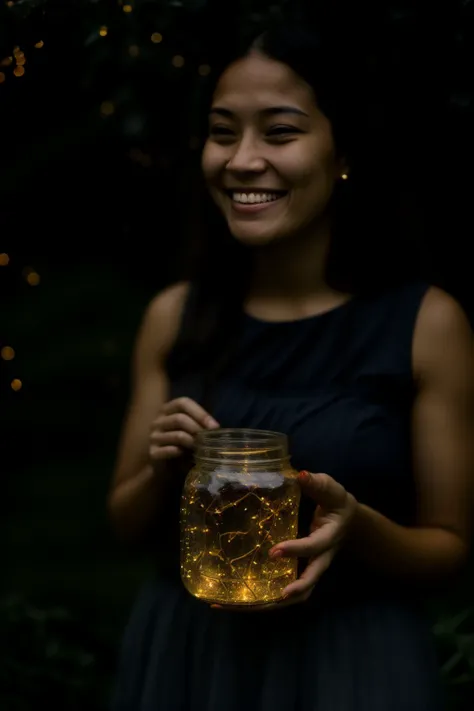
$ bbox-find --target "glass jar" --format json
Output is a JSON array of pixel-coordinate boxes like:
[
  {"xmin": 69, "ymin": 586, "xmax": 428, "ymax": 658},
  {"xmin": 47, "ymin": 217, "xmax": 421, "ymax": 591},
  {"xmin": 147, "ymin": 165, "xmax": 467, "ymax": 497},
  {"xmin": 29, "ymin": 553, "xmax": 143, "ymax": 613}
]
[{"xmin": 180, "ymin": 429, "xmax": 300, "ymax": 606}]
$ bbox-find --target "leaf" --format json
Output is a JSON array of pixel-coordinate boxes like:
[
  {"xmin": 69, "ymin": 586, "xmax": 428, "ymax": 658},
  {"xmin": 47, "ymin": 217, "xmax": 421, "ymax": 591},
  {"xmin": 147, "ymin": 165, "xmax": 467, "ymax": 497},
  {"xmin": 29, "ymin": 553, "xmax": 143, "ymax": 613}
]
[
  {"xmin": 456, "ymin": 634, "xmax": 474, "ymax": 671},
  {"xmin": 433, "ymin": 607, "xmax": 474, "ymax": 636},
  {"xmin": 441, "ymin": 650, "xmax": 464, "ymax": 676}
]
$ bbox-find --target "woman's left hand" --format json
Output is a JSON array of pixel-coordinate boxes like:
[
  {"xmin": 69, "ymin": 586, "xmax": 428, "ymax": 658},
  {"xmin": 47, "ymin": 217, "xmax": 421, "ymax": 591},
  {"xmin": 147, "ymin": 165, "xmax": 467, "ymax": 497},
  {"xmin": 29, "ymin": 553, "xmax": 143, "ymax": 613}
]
[{"xmin": 211, "ymin": 471, "xmax": 357, "ymax": 612}]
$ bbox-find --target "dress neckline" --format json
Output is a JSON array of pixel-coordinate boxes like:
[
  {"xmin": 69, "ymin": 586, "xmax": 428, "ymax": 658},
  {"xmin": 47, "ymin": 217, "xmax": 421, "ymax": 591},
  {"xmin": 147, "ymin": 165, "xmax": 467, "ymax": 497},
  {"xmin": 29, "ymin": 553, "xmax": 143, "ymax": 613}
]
[{"xmin": 243, "ymin": 295, "xmax": 357, "ymax": 327}]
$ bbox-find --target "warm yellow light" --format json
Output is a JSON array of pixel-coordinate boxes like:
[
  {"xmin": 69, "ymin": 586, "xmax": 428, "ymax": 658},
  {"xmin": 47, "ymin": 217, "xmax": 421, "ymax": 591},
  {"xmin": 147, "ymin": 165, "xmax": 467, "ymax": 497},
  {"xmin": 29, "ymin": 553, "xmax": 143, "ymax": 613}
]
[
  {"xmin": 1, "ymin": 346, "xmax": 15, "ymax": 361},
  {"xmin": 0, "ymin": 253, "xmax": 9, "ymax": 265},
  {"xmin": 1, "ymin": 57, "xmax": 13, "ymax": 66},
  {"xmin": 151, "ymin": 32, "xmax": 162, "ymax": 44},
  {"xmin": 16, "ymin": 56, "xmax": 26, "ymax": 67},
  {"xmin": 181, "ymin": 484, "xmax": 299, "ymax": 605},
  {"xmin": 100, "ymin": 101, "xmax": 115, "ymax": 117},
  {"xmin": 11, "ymin": 379, "xmax": 22, "ymax": 391},
  {"xmin": 123, "ymin": 4, "xmax": 132, "ymax": 12},
  {"xmin": 99, "ymin": 26, "xmax": 108, "ymax": 37},
  {"xmin": 26, "ymin": 271, "xmax": 40, "ymax": 286},
  {"xmin": 341, "ymin": 173, "xmax": 349, "ymax": 180},
  {"xmin": 34, "ymin": 41, "xmax": 44, "ymax": 49},
  {"xmin": 13, "ymin": 66, "xmax": 25, "ymax": 77},
  {"xmin": 0, "ymin": 73, "xmax": 5, "ymax": 84},
  {"xmin": 172, "ymin": 55, "xmax": 184, "ymax": 68},
  {"xmin": 198, "ymin": 64, "xmax": 211, "ymax": 76}
]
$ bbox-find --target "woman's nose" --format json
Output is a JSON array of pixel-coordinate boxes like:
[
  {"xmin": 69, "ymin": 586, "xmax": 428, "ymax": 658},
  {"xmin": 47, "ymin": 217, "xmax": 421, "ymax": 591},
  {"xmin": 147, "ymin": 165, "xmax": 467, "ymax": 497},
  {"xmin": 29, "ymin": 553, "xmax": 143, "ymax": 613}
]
[{"xmin": 225, "ymin": 137, "xmax": 266, "ymax": 174}]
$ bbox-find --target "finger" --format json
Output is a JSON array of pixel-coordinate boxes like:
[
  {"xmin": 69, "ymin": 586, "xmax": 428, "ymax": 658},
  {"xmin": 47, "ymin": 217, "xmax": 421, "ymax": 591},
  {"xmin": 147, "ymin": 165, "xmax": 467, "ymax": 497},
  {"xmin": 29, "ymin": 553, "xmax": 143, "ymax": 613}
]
[
  {"xmin": 282, "ymin": 551, "xmax": 333, "ymax": 597},
  {"xmin": 298, "ymin": 471, "xmax": 347, "ymax": 509},
  {"xmin": 149, "ymin": 444, "xmax": 183, "ymax": 460},
  {"xmin": 151, "ymin": 430, "xmax": 195, "ymax": 450},
  {"xmin": 163, "ymin": 397, "xmax": 219, "ymax": 429},
  {"xmin": 156, "ymin": 413, "xmax": 203, "ymax": 435},
  {"xmin": 270, "ymin": 521, "xmax": 338, "ymax": 559}
]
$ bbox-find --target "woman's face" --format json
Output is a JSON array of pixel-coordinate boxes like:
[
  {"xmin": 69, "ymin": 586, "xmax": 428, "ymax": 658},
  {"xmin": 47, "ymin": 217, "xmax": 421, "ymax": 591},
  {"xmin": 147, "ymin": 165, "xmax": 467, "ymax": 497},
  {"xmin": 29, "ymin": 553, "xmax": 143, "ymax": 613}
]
[{"xmin": 202, "ymin": 50, "xmax": 345, "ymax": 247}]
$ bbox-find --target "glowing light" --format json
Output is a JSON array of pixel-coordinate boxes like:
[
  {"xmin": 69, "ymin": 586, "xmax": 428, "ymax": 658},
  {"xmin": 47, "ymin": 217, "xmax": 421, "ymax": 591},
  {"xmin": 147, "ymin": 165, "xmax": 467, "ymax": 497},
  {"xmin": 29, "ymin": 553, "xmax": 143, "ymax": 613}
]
[
  {"xmin": 26, "ymin": 271, "xmax": 40, "ymax": 286},
  {"xmin": 123, "ymin": 4, "xmax": 132, "ymax": 12},
  {"xmin": 13, "ymin": 66, "xmax": 25, "ymax": 77},
  {"xmin": 1, "ymin": 346, "xmax": 15, "ymax": 361},
  {"xmin": 11, "ymin": 379, "xmax": 22, "ymax": 392},
  {"xmin": 23, "ymin": 266, "xmax": 40, "ymax": 285},
  {"xmin": 34, "ymin": 41, "xmax": 44, "ymax": 49},
  {"xmin": 1, "ymin": 57, "xmax": 13, "ymax": 66},
  {"xmin": 172, "ymin": 55, "xmax": 185, "ymax": 68},
  {"xmin": 0, "ymin": 73, "xmax": 5, "ymax": 84},
  {"xmin": 100, "ymin": 101, "xmax": 115, "ymax": 117},
  {"xmin": 151, "ymin": 33, "xmax": 163, "ymax": 44},
  {"xmin": 181, "ymin": 473, "xmax": 299, "ymax": 604},
  {"xmin": 0, "ymin": 253, "xmax": 9, "ymax": 265},
  {"xmin": 99, "ymin": 26, "xmax": 108, "ymax": 37}
]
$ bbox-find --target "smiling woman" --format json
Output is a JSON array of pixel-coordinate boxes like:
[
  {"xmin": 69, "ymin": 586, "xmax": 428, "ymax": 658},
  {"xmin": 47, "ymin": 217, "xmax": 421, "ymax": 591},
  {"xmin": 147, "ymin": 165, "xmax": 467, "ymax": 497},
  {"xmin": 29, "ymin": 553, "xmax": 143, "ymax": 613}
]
[
  {"xmin": 202, "ymin": 54, "xmax": 345, "ymax": 248},
  {"xmin": 108, "ymin": 17, "xmax": 473, "ymax": 711}
]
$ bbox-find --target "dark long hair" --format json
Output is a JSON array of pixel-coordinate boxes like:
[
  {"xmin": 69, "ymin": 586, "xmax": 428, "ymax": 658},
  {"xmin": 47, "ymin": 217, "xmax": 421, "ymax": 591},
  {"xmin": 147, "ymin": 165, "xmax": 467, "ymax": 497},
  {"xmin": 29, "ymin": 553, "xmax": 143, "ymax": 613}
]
[{"xmin": 167, "ymin": 16, "xmax": 426, "ymax": 407}]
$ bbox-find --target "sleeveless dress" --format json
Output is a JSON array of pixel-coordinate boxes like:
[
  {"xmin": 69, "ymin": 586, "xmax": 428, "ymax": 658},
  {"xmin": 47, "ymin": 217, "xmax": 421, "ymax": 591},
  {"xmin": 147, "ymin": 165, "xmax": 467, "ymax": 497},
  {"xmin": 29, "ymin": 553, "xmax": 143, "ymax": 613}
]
[{"xmin": 112, "ymin": 281, "xmax": 444, "ymax": 711}]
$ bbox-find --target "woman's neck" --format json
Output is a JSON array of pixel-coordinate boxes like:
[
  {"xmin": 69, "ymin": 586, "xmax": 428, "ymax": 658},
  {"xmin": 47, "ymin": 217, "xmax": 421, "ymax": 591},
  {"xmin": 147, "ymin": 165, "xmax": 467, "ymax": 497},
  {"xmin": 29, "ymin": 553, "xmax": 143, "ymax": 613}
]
[{"xmin": 245, "ymin": 219, "xmax": 351, "ymax": 321}]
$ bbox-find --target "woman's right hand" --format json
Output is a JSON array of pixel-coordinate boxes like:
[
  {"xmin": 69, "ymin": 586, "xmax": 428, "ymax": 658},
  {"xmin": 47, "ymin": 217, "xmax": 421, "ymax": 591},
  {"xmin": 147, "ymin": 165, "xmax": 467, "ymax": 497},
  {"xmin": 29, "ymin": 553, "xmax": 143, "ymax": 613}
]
[{"xmin": 149, "ymin": 397, "xmax": 220, "ymax": 462}]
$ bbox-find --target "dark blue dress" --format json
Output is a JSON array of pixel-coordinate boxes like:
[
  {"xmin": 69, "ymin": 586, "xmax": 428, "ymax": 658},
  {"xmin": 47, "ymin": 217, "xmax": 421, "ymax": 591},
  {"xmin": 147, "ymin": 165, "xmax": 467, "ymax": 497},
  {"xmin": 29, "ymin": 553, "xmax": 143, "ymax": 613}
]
[{"xmin": 112, "ymin": 281, "xmax": 444, "ymax": 711}]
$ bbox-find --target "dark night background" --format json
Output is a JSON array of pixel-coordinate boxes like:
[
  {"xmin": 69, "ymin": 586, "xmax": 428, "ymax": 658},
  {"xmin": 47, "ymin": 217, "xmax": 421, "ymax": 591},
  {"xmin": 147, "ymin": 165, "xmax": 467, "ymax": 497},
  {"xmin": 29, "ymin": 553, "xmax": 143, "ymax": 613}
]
[{"xmin": 1, "ymin": 1, "xmax": 473, "ymax": 709}]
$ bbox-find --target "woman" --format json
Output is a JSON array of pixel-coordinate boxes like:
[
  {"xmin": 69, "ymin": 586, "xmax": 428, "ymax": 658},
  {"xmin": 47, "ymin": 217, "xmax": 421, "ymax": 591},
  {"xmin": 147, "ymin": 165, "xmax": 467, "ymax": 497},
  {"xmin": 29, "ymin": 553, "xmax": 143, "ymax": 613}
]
[{"xmin": 108, "ymin": 20, "xmax": 473, "ymax": 711}]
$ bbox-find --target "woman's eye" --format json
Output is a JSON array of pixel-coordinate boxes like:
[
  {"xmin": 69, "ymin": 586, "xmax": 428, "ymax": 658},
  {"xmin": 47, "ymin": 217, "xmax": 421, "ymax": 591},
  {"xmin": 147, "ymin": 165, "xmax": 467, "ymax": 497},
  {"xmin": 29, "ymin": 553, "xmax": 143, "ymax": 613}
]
[
  {"xmin": 209, "ymin": 126, "xmax": 234, "ymax": 136},
  {"xmin": 208, "ymin": 125, "xmax": 301, "ymax": 140},
  {"xmin": 267, "ymin": 126, "xmax": 300, "ymax": 136}
]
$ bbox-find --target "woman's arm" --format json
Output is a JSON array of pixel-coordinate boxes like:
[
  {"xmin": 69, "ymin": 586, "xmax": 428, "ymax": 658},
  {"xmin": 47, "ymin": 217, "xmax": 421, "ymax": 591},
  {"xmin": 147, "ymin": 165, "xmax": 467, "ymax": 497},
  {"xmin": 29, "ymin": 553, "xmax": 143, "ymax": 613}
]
[
  {"xmin": 347, "ymin": 287, "xmax": 473, "ymax": 582},
  {"xmin": 272, "ymin": 288, "xmax": 473, "ymax": 601},
  {"xmin": 107, "ymin": 282, "xmax": 189, "ymax": 544}
]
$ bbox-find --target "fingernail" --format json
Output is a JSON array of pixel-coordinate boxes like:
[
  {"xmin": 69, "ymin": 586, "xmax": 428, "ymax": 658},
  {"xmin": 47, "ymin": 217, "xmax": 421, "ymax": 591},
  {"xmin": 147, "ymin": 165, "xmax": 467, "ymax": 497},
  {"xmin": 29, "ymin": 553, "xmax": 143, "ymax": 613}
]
[
  {"xmin": 298, "ymin": 470, "xmax": 310, "ymax": 481},
  {"xmin": 269, "ymin": 548, "xmax": 283, "ymax": 558}
]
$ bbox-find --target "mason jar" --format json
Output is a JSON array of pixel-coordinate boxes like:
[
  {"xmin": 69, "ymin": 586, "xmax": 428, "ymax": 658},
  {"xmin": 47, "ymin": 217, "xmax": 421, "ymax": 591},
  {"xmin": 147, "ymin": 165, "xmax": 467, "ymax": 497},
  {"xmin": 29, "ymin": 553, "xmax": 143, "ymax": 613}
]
[{"xmin": 180, "ymin": 429, "xmax": 300, "ymax": 606}]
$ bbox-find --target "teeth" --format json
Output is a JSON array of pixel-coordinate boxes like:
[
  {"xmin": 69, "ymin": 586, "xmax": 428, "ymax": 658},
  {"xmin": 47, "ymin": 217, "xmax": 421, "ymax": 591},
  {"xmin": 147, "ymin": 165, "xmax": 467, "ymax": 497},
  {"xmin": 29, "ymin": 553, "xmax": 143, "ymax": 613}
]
[{"xmin": 231, "ymin": 192, "xmax": 283, "ymax": 204}]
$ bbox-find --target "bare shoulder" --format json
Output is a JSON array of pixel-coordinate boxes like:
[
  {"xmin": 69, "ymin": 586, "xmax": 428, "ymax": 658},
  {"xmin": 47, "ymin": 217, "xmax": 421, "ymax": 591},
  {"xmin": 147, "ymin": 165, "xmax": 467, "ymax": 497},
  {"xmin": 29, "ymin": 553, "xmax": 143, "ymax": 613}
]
[
  {"xmin": 413, "ymin": 286, "xmax": 474, "ymax": 385},
  {"xmin": 415, "ymin": 287, "xmax": 472, "ymax": 346},
  {"xmin": 145, "ymin": 281, "xmax": 190, "ymax": 328},
  {"xmin": 136, "ymin": 281, "xmax": 190, "ymax": 361}
]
